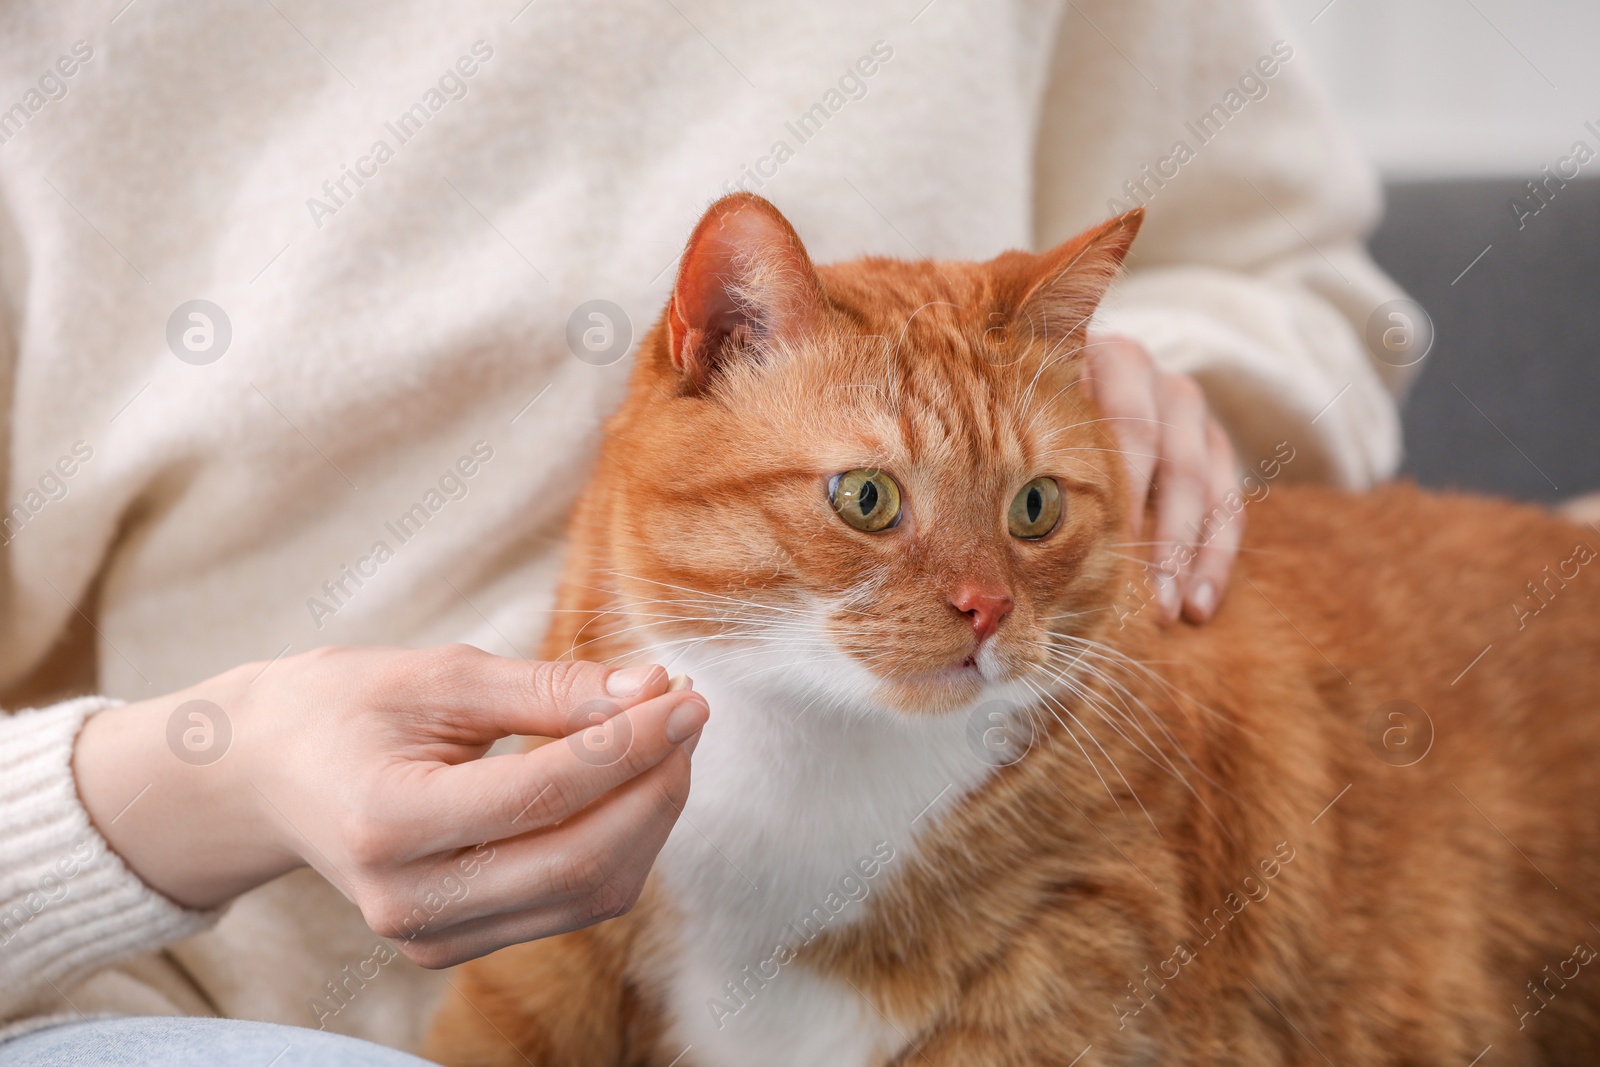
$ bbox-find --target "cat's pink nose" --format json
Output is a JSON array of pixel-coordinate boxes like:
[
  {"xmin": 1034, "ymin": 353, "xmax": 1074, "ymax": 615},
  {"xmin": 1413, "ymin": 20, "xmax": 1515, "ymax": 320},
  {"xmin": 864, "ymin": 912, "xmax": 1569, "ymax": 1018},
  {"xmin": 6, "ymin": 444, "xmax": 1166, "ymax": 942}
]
[{"xmin": 950, "ymin": 586, "xmax": 1014, "ymax": 643}]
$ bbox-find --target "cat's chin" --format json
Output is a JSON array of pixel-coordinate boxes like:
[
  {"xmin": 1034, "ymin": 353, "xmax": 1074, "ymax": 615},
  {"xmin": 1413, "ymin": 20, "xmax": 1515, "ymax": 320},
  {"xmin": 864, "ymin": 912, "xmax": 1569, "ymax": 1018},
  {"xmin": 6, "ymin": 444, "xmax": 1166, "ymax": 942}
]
[{"xmin": 875, "ymin": 661, "xmax": 988, "ymax": 716}]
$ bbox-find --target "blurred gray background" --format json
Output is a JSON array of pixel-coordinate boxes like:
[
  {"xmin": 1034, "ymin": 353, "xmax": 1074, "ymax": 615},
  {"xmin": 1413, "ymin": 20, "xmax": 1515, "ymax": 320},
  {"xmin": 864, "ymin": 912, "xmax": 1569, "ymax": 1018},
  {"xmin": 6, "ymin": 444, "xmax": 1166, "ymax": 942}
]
[{"xmin": 1277, "ymin": 0, "xmax": 1598, "ymax": 503}]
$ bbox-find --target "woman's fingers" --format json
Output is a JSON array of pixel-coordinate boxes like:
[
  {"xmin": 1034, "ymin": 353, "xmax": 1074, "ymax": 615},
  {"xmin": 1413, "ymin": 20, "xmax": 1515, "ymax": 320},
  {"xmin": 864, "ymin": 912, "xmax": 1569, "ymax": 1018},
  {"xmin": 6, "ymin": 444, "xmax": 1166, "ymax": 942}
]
[
  {"xmin": 1087, "ymin": 334, "xmax": 1243, "ymax": 626},
  {"xmin": 1149, "ymin": 373, "xmax": 1211, "ymax": 625},
  {"xmin": 1182, "ymin": 420, "xmax": 1244, "ymax": 623},
  {"xmin": 1085, "ymin": 337, "xmax": 1162, "ymax": 537},
  {"xmin": 447, "ymin": 743, "xmax": 690, "ymax": 922},
  {"xmin": 394, "ymin": 645, "xmax": 672, "ymax": 743},
  {"xmin": 372, "ymin": 749, "xmax": 694, "ymax": 965},
  {"xmin": 374, "ymin": 687, "xmax": 709, "ymax": 860},
  {"xmin": 390, "ymin": 871, "xmax": 647, "ymax": 970}
]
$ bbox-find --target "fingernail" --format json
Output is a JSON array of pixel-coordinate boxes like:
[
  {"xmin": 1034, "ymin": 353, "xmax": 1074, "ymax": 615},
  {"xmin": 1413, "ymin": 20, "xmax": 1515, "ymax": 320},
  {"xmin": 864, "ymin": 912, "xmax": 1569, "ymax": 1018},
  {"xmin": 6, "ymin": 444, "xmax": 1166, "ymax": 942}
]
[
  {"xmin": 667, "ymin": 674, "xmax": 694, "ymax": 693},
  {"xmin": 606, "ymin": 665, "xmax": 662, "ymax": 697},
  {"xmin": 682, "ymin": 728, "xmax": 703, "ymax": 758},
  {"xmin": 665, "ymin": 695, "xmax": 710, "ymax": 744},
  {"xmin": 1189, "ymin": 581, "xmax": 1216, "ymax": 620},
  {"xmin": 1155, "ymin": 573, "xmax": 1180, "ymax": 622}
]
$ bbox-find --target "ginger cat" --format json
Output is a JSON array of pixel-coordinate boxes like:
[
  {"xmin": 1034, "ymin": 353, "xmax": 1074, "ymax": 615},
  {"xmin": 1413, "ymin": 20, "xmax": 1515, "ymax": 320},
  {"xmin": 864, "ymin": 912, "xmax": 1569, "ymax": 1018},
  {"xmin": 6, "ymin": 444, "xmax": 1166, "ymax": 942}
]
[{"xmin": 425, "ymin": 195, "xmax": 1600, "ymax": 1066}]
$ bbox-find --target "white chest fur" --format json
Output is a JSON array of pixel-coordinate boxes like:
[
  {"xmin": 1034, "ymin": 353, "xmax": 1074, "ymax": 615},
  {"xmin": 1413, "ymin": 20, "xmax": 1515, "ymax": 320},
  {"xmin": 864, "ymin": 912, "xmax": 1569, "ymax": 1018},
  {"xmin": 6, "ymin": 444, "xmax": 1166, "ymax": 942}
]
[{"xmin": 638, "ymin": 637, "xmax": 1013, "ymax": 1067}]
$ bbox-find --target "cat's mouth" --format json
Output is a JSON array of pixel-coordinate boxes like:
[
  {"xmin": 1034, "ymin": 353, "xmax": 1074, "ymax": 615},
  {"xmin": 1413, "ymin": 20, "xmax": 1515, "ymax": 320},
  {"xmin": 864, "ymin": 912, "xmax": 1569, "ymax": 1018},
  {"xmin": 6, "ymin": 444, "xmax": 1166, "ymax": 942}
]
[
  {"xmin": 872, "ymin": 649, "xmax": 1019, "ymax": 715},
  {"xmin": 907, "ymin": 653, "xmax": 985, "ymax": 687},
  {"xmin": 941, "ymin": 655, "xmax": 982, "ymax": 679},
  {"xmin": 814, "ymin": 609, "xmax": 1029, "ymax": 711}
]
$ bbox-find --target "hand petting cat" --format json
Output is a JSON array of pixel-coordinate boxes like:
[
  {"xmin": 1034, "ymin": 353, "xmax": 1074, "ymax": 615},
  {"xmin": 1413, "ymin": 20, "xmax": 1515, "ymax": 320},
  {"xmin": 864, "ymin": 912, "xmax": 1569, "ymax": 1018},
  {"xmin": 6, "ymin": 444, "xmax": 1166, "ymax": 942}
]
[{"xmin": 1085, "ymin": 334, "xmax": 1242, "ymax": 626}]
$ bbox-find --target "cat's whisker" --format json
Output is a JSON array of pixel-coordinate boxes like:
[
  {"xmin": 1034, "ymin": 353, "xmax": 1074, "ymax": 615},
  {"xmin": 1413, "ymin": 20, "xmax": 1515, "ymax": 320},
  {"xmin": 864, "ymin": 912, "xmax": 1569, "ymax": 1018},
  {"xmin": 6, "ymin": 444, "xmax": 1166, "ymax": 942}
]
[
  {"xmin": 1032, "ymin": 652, "xmax": 1169, "ymax": 766},
  {"xmin": 1029, "ymin": 647, "xmax": 1177, "ymax": 777},
  {"xmin": 1034, "ymin": 662, "xmax": 1194, "ymax": 822},
  {"xmin": 594, "ymin": 572, "xmax": 816, "ymax": 619},
  {"xmin": 1052, "ymin": 631, "xmax": 1234, "ymax": 732},
  {"xmin": 1036, "ymin": 637, "xmax": 1247, "ymax": 840},
  {"xmin": 1023, "ymin": 361, "xmax": 1099, "ymax": 425},
  {"xmin": 561, "ymin": 609, "xmax": 808, "ymax": 628},
  {"xmin": 1114, "ymin": 545, "xmax": 1278, "ymax": 557},
  {"xmin": 561, "ymin": 590, "xmax": 801, "ymax": 616},
  {"xmin": 601, "ymin": 633, "xmax": 723, "ymax": 663},
  {"xmin": 604, "ymin": 599, "xmax": 810, "ymax": 628},
  {"xmin": 1033, "ymin": 679, "xmax": 1165, "ymax": 838},
  {"xmin": 605, "ymin": 628, "xmax": 845, "ymax": 661},
  {"xmin": 561, "ymin": 607, "xmax": 828, "ymax": 649},
  {"xmin": 1031, "ymin": 636, "xmax": 1218, "ymax": 784},
  {"xmin": 1020, "ymin": 677, "xmax": 1137, "ymax": 827},
  {"xmin": 561, "ymin": 594, "xmax": 816, "ymax": 638},
  {"xmin": 1026, "ymin": 642, "xmax": 1243, "ymax": 841},
  {"xmin": 1099, "ymin": 550, "xmax": 1166, "ymax": 567},
  {"xmin": 1034, "ymin": 445, "xmax": 1162, "ymax": 463},
  {"xmin": 1016, "ymin": 330, "xmax": 1080, "ymax": 418},
  {"xmin": 1039, "ymin": 416, "xmax": 1165, "ymax": 442},
  {"xmin": 1106, "ymin": 541, "xmax": 1280, "ymax": 557},
  {"xmin": 1036, "ymin": 641, "xmax": 1188, "ymax": 742}
]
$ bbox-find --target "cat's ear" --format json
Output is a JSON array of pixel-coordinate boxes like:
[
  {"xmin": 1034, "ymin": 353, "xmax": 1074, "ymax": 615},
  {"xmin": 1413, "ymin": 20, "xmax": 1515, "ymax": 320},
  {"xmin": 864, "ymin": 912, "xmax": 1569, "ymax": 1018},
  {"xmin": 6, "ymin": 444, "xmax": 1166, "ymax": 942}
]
[
  {"xmin": 667, "ymin": 194, "xmax": 827, "ymax": 392},
  {"xmin": 1013, "ymin": 208, "xmax": 1144, "ymax": 340}
]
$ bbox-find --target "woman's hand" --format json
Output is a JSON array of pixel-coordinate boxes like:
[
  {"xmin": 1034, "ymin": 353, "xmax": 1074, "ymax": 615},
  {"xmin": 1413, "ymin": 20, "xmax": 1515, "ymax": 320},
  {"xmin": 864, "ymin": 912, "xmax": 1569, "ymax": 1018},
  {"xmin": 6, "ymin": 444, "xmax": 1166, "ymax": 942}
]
[
  {"xmin": 73, "ymin": 646, "xmax": 707, "ymax": 969},
  {"xmin": 1086, "ymin": 334, "xmax": 1242, "ymax": 624}
]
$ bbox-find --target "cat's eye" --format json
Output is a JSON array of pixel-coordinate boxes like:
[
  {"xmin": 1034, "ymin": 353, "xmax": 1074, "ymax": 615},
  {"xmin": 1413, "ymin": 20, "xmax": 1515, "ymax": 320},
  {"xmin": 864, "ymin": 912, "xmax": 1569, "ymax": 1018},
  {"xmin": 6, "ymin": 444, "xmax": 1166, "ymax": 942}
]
[
  {"xmin": 829, "ymin": 469, "xmax": 902, "ymax": 532},
  {"xmin": 1008, "ymin": 477, "xmax": 1062, "ymax": 539}
]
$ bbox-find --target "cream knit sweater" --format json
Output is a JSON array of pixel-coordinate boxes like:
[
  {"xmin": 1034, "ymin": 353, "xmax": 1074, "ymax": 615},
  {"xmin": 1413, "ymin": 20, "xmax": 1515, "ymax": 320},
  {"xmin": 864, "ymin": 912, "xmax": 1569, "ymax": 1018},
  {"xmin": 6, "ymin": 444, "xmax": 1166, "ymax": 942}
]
[{"xmin": 0, "ymin": 0, "xmax": 1410, "ymax": 1052}]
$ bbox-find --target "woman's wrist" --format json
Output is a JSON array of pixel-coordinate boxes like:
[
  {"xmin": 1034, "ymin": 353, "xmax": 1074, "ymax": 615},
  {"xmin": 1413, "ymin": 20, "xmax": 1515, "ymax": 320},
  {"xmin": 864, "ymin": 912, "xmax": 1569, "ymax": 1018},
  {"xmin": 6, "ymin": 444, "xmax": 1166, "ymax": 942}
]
[{"xmin": 72, "ymin": 677, "xmax": 301, "ymax": 911}]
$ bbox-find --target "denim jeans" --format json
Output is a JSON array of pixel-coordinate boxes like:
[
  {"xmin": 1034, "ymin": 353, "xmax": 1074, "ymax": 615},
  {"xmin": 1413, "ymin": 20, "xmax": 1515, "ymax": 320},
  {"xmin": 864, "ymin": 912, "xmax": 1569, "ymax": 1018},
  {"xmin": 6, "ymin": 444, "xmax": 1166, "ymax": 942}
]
[{"xmin": 0, "ymin": 1016, "xmax": 437, "ymax": 1065}]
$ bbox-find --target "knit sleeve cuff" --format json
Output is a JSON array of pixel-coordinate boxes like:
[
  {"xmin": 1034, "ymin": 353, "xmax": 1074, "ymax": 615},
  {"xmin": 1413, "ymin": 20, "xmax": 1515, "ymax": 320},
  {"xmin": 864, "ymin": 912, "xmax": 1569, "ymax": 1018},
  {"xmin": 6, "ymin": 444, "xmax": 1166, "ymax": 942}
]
[{"xmin": 0, "ymin": 697, "xmax": 221, "ymax": 1020}]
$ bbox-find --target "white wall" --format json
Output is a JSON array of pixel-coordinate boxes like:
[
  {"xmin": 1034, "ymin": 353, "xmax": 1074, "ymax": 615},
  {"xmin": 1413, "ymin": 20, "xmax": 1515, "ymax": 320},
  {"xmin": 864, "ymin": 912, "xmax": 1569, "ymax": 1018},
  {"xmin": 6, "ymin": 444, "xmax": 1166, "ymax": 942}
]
[{"xmin": 1276, "ymin": 0, "xmax": 1600, "ymax": 178}]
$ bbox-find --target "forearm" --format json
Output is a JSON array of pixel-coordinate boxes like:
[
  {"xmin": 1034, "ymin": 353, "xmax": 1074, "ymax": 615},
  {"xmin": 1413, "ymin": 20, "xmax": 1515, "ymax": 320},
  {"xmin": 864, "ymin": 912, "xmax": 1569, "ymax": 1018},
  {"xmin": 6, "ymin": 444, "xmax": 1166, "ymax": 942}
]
[{"xmin": 72, "ymin": 675, "xmax": 300, "ymax": 911}]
